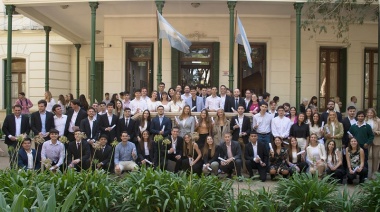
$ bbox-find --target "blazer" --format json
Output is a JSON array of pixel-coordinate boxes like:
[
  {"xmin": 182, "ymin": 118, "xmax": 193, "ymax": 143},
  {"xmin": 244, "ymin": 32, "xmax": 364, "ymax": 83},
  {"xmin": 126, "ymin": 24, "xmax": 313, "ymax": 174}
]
[
  {"xmin": 117, "ymin": 117, "xmax": 138, "ymax": 141},
  {"xmin": 79, "ymin": 118, "xmax": 100, "ymax": 141},
  {"xmin": 98, "ymin": 113, "xmax": 119, "ymax": 142},
  {"xmin": 231, "ymin": 97, "xmax": 246, "ymax": 111},
  {"xmin": 184, "ymin": 96, "xmax": 205, "ymax": 112},
  {"xmin": 150, "ymin": 115, "xmax": 172, "ymax": 137},
  {"xmin": 342, "ymin": 117, "xmax": 357, "ymax": 146},
  {"xmin": 223, "ymin": 95, "xmax": 234, "ymax": 112},
  {"xmin": 2, "ymin": 114, "xmax": 30, "ymax": 145},
  {"xmin": 324, "ymin": 122, "xmax": 344, "ymax": 145},
  {"xmin": 245, "ymin": 141, "xmax": 269, "ymax": 164},
  {"xmin": 137, "ymin": 140, "xmax": 155, "ymax": 162},
  {"xmin": 30, "ymin": 111, "xmax": 55, "ymax": 136},
  {"xmin": 17, "ymin": 148, "xmax": 41, "ymax": 170},
  {"xmin": 230, "ymin": 115, "xmax": 251, "ymax": 143},
  {"xmin": 177, "ymin": 116, "xmax": 195, "ymax": 137},
  {"xmin": 213, "ymin": 120, "xmax": 231, "ymax": 145},
  {"xmin": 93, "ymin": 145, "xmax": 113, "ymax": 168},
  {"xmin": 245, "ymin": 100, "xmax": 253, "ymax": 113},
  {"xmin": 368, "ymin": 117, "xmax": 380, "ymax": 145},
  {"xmin": 219, "ymin": 140, "xmax": 242, "ymax": 160},
  {"xmin": 67, "ymin": 140, "xmax": 91, "ymax": 165},
  {"xmin": 203, "ymin": 145, "xmax": 221, "ymax": 164},
  {"xmin": 64, "ymin": 108, "xmax": 88, "ymax": 136}
]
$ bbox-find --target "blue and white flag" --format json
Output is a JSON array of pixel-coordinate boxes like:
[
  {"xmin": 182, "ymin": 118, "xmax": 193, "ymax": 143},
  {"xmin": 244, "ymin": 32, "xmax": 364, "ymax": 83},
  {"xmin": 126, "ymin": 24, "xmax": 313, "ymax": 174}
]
[
  {"xmin": 157, "ymin": 11, "xmax": 192, "ymax": 53},
  {"xmin": 235, "ymin": 15, "xmax": 252, "ymax": 68}
]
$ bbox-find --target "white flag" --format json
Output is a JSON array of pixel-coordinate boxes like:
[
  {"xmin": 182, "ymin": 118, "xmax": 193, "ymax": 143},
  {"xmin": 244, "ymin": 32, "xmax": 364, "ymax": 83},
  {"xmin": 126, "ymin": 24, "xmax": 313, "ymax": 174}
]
[{"xmin": 235, "ymin": 15, "xmax": 252, "ymax": 68}]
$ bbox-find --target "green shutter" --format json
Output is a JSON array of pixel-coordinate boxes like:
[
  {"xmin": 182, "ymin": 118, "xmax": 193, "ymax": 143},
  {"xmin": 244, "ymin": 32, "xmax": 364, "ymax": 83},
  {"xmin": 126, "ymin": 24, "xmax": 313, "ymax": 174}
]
[
  {"xmin": 339, "ymin": 48, "xmax": 347, "ymax": 112},
  {"xmin": 212, "ymin": 42, "xmax": 220, "ymax": 87},
  {"xmin": 3, "ymin": 59, "xmax": 7, "ymax": 109},
  {"xmin": 171, "ymin": 48, "xmax": 179, "ymax": 87}
]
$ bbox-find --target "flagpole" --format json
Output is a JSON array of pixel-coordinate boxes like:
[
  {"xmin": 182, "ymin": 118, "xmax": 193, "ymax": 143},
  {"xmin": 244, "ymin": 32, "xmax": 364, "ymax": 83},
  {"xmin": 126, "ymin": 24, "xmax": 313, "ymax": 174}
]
[
  {"xmin": 155, "ymin": 1, "xmax": 165, "ymax": 87},
  {"xmin": 227, "ymin": 1, "xmax": 237, "ymax": 90}
]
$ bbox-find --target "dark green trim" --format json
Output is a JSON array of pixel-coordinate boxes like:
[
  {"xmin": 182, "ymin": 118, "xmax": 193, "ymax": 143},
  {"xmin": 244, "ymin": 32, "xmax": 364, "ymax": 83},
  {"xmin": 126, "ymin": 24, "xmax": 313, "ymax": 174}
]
[
  {"xmin": 171, "ymin": 47, "xmax": 179, "ymax": 87},
  {"xmin": 227, "ymin": 1, "xmax": 236, "ymax": 89},
  {"xmin": 212, "ymin": 42, "xmax": 220, "ymax": 87},
  {"xmin": 339, "ymin": 48, "xmax": 347, "ymax": 112},
  {"xmin": 377, "ymin": 14, "xmax": 380, "ymax": 113},
  {"xmin": 44, "ymin": 26, "xmax": 51, "ymax": 91},
  {"xmin": 294, "ymin": 3, "xmax": 303, "ymax": 113},
  {"xmin": 5, "ymin": 5, "xmax": 15, "ymax": 114},
  {"xmin": 75, "ymin": 44, "xmax": 81, "ymax": 98},
  {"xmin": 89, "ymin": 2, "xmax": 99, "ymax": 104},
  {"xmin": 155, "ymin": 0, "xmax": 165, "ymax": 86},
  {"xmin": 150, "ymin": 42, "xmax": 154, "ymax": 91}
]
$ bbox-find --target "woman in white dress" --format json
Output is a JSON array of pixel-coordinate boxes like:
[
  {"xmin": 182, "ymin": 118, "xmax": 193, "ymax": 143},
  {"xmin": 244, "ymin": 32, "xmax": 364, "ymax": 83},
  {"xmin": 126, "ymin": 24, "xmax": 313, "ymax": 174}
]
[
  {"xmin": 176, "ymin": 105, "xmax": 195, "ymax": 137},
  {"xmin": 306, "ymin": 133, "xmax": 326, "ymax": 177},
  {"xmin": 44, "ymin": 91, "xmax": 56, "ymax": 112},
  {"xmin": 160, "ymin": 92, "xmax": 170, "ymax": 112},
  {"xmin": 168, "ymin": 91, "xmax": 184, "ymax": 112},
  {"xmin": 146, "ymin": 90, "xmax": 162, "ymax": 112}
]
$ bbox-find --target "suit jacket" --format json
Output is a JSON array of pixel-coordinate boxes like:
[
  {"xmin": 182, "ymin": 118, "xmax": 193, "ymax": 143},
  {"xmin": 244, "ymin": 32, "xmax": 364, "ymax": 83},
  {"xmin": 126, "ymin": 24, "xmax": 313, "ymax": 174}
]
[
  {"xmin": 219, "ymin": 140, "xmax": 242, "ymax": 160},
  {"xmin": 117, "ymin": 117, "xmax": 138, "ymax": 141},
  {"xmin": 64, "ymin": 108, "xmax": 88, "ymax": 136},
  {"xmin": 67, "ymin": 140, "xmax": 91, "ymax": 165},
  {"xmin": 30, "ymin": 111, "xmax": 55, "ymax": 137},
  {"xmin": 231, "ymin": 97, "xmax": 246, "ymax": 111},
  {"xmin": 99, "ymin": 113, "xmax": 119, "ymax": 142},
  {"xmin": 230, "ymin": 115, "xmax": 251, "ymax": 144},
  {"xmin": 223, "ymin": 95, "xmax": 234, "ymax": 112},
  {"xmin": 245, "ymin": 100, "xmax": 253, "ymax": 113},
  {"xmin": 80, "ymin": 118, "xmax": 100, "ymax": 140},
  {"xmin": 184, "ymin": 96, "xmax": 205, "ymax": 112},
  {"xmin": 342, "ymin": 117, "xmax": 357, "ymax": 146},
  {"xmin": 2, "ymin": 114, "xmax": 30, "ymax": 145},
  {"xmin": 17, "ymin": 148, "xmax": 41, "ymax": 170},
  {"xmin": 245, "ymin": 141, "xmax": 268, "ymax": 165},
  {"xmin": 93, "ymin": 145, "xmax": 113, "ymax": 168},
  {"xmin": 150, "ymin": 115, "xmax": 172, "ymax": 137},
  {"xmin": 203, "ymin": 145, "xmax": 221, "ymax": 164},
  {"xmin": 137, "ymin": 140, "xmax": 155, "ymax": 162},
  {"xmin": 153, "ymin": 135, "xmax": 183, "ymax": 166}
]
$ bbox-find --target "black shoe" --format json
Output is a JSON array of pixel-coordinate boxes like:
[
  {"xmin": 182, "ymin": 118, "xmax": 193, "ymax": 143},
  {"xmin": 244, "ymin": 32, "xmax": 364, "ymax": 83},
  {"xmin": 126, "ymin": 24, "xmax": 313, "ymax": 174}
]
[
  {"xmin": 271, "ymin": 174, "xmax": 275, "ymax": 180},
  {"xmin": 227, "ymin": 174, "xmax": 232, "ymax": 179},
  {"xmin": 347, "ymin": 179, "xmax": 353, "ymax": 184}
]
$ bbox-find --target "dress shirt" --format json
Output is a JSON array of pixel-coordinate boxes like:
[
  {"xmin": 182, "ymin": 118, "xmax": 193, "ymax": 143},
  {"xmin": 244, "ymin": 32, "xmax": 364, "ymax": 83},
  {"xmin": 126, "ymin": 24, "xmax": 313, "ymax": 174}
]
[
  {"xmin": 171, "ymin": 136, "xmax": 177, "ymax": 154},
  {"xmin": 15, "ymin": 115, "xmax": 22, "ymax": 137},
  {"xmin": 271, "ymin": 116, "xmax": 292, "ymax": 138},
  {"xmin": 107, "ymin": 113, "xmax": 113, "ymax": 125},
  {"xmin": 41, "ymin": 140, "xmax": 65, "ymax": 167},
  {"xmin": 130, "ymin": 99, "xmax": 148, "ymax": 115},
  {"xmin": 122, "ymin": 100, "xmax": 131, "ymax": 110},
  {"xmin": 226, "ymin": 143, "xmax": 233, "ymax": 158},
  {"xmin": 144, "ymin": 142, "xmax": 149, "ymax": 155},
  {"xmin": 236, "ymin": 115, "xmax": 244, "ymax": 134},
  {"xmin": 40, "ymin": 111, "xmax": 47, "ymax": 134},
  {"xmin": 205, "ymin": 96, "xmax": 221, "ymax": 111},
  {"xmin": 26, "ymin": 150, "xmax": 33, "ymax": 169},
  {"xmin": 69, "ymin": 110, "xmax": 79, "ymax": 133},
  {"xmin": 220, "ymin": 95, "xmax": 227, "ymax": 109},
  {"xmin": 244, "ymin": 98, "xmax": 250, "ymax": 108},
  {"xmin": 88, "ymin": 117, "xmax": 95, "ymax": 137},
  {"xmin": 181, "ymin": 94, "xmax": 191, "ymax": 102},
  {"xmin": 114, "ymin": 141, "xmax": 137, "ymax": 164},
  {"xmin": 146, "ymin": 99, "xmax": 162, "ymax": 112},
  {"xmin": 349, "ymin": 117, "xmax": 357, "ymax": 125},
  {"xmin": 268, "ymin": 110, "xmax": 277, "ymax": 118},
  {"xmin": 54, "ymin": 115, "xmax": 67, "ymax": 136},
  {"xmin": 253, "ymin": 112, "xmax": 272, "ymax": 134},
  {"xmin": 125, "ymin": 117, "xmax": 130, "ymax": 127},
  {"xmin": 15, "ymin": 98, "xmax": 33, "ymax": 114},
  {"xmin": 251, "ymin": 142, "xmax": 258, "ymax": 159},
  {"xmin": 46, "ymin": 98, "xmax": 56, "ymax": 112},
  {"xmin": 168, "ymin": 101, "xmax": 184, "ymax": 112}
]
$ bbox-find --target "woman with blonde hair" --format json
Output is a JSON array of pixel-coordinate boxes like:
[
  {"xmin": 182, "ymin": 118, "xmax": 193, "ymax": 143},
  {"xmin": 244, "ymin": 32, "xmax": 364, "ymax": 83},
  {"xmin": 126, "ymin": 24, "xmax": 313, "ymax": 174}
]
[
  {"xmin": 195, "ymin": 109, "xmax": 213, "ymax": 150},
  {"xmin": 177, "ymin": 105, "xmax": 195, "ymax": 137},
  {"xmin": 323, "ymin": 111, "xmax": 344, "ymax": 149},
  {"xmin": 181, "ymin": 133, "xmax": 203, "ymax": 176},
  {"xmin": 44, "ymin": 91, "xmax": 56, "ymax": 112},
  {"xmin": 306, "ymin": 133, "xmax": 326, "ymax": 178},
  {"xmin": 212, "ymin": 109, "xmax": 230, "ymax": 145},
  {"xmin": 365, "ymin": 108, "xmax": 380, "ymax": 179},
  {"xmin": 168, "ymin": 91, "xmax": 184, "ymax": 112}
]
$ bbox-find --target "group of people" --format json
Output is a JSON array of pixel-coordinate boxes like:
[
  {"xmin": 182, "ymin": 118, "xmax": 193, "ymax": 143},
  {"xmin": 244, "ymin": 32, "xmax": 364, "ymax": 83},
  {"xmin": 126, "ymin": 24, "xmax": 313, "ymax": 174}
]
[{"xmin": 2, "ymin": 83, "xmax": 379, "ymax": 184}]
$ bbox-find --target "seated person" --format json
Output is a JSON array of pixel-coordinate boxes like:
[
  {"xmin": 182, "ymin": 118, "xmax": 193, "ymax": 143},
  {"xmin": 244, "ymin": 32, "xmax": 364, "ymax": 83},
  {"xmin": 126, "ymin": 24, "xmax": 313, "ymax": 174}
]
[
  {"xmin": 41, "ymin": 129, "xmax": 65, "ymax": 171},
  {"xmin": 92, "ymin": 134, "xmax": 113, "ymax": 171},
  {"xmin": 326, "ymin": 140, "xmax": 345, "ymax": 184},
  {"xmin": 114, "ymin": 131, "xmax": 138, "ymax": 175},
  {"xmin": 269, "ymin": 137, "xmax": 289, "ymax": 180},
  {"xmin": 137, "ymin": 130, "xmax": 154, "ymax": 167},
  {"xmin": 181, "ymin": 133, "xmax": 203, "ymax": 176},
  {"xmin": 202, "ymin": 136, "xmax": 220, "ymax": 176},
  {"xmin": 18, "ymin": 137, "xmax": 41, "ymax": 170},
  {"xmin": 67, "ymin": 129, "xmax": 91, "ymax": 171},
  {"xmin": 245, "ymin": 131, "xmax": 268, "ymax": 182},
  {"xmin": 346, "ymin": 137, "xmax": 368, "ymax": 184},
  {"xmin": 286, "ymin": 137, "xmax": 308, "ymax": 175},
  {"xmin": 219, "ymin": 132, "xmax": 242, "ymax": 179}
]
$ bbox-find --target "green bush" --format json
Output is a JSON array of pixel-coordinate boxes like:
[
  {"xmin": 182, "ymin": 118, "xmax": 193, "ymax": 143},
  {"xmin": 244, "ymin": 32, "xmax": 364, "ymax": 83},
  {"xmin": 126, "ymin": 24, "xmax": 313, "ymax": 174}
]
[
  {"xmin": 358, "ymin": 173, "xmax": 380, "ymax": 212},
  {"xmin": 228, "ymin": 188, "xmax": 277, "ymax": 212}
]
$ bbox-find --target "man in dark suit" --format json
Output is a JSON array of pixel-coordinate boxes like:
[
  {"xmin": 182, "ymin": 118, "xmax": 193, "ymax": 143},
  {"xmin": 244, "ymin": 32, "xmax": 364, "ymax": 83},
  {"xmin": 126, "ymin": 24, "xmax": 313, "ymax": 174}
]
[
  {"xmin": 156, "ymin": 82, "xmax": 166, "ymax": 101},
  {"xmin": 219, "ymin": 85, "xmax": 234, "ymax": 113},
  {"xmin": 92, "ymin": 134, "xmax": 113, "ymax": 171},
  {"xmin": 154, "ymin": 127, "xmax": 183, "ymax": 172},
  {"xmin": 230, "ymin": 105, "xmax": 251, "ymax": 144},
  {"xmin": 244, "ymin": 89, "xmax": 253, "ymax": 112},
  {"xmin": 99, "ymin": 103, "xmax": 118, "ymax": 143},
  {"xmin": 80, "ymin": 107, "xmax": 100, "ymax": 145},
  {"xmin": 199, "ymin": 86, "xmax": 209, "ymax": 105},
  {"xmin": 67, "ymin": 130, "xmax": 91, "ymax": 171},
  {"xmin": 219, "ymin": 132, "xmax": 243, "ymax": 179},
  {"xmin": 65, "ymin": 99, "xmax": 88, "ymax": 142},
  {"xmin": 117, "ymin": 108, "xmax": 137, "ymax": 144},
  {"xmin": 231, "ymin": 88, "xmax": 246, "ymax": 112},
  {"xmin": 17, "ymin": 137, "xmax": 41, "ymax": 170},
  {"xmin": 2, "ymin": 104, "xmax": 30, "ymax": 167},
  {"xmin": 342, "ymin": 106, "xmax": 357, "ymax": 170},
  {"xmin": 31, "ymin": 100, "xmax": 55, "ymax": 158},
  {"xmin": 150, "ymin": 105, "xmax": 172, "ymax": 137},
  {"xmin": 321, "ymin": 100, "xmax": 343, "ymax": 123},
  {"xmin": 245, "ymin": 131, "xmax": 268, "ymax": 182}
]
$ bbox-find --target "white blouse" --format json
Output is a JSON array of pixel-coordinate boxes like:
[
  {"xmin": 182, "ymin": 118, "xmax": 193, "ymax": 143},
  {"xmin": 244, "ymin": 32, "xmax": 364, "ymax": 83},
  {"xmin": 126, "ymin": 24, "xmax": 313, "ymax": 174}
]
[{"xmin": 168, "ymin": 100, "xmax": 184, "ymax": 112}]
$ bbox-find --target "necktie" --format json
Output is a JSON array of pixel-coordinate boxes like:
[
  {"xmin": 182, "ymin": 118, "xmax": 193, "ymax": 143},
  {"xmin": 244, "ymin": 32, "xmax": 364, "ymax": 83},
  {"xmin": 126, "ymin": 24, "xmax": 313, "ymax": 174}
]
[
  {"xmin": 126, "ymin": 118, "xmax": 129, "ymax": 127},
  {"xmin": 159, "ymin": 117, "xmax": 163, "ymax": 125},
  {"xmin": 76, "ymin": 143, "xmax": 80, "ymax": 150},
  {"xmin": 235, "ymin": 99, "xmax": 238, "ymax": 110},
  {"xmin": 227, "ymin": 144, "xmax": 233, "ymax": 158},
  {"xmin": 203, "ymin": 97, "xmax": 206, "ymax": 104}
]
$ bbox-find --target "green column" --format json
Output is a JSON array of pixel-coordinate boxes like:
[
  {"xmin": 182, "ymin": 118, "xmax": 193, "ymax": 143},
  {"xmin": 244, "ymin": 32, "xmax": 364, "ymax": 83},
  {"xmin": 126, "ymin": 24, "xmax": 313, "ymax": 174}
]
[
  {"xmin": 155, "ymin": 0, "xmax": 165, "ymax": 86},
  {"xmin": 377, "ymin": 8, "xmax": 380, "ymax": 113},
  {"xmin": 44, "ymin": 26, "xmax": 51, "ymax": 91},
  {"xmin": 75, "ymin": 44, "xmax": 81, "ymax": 98},
  {"xmin": 5, "ymin": 5, "xmax": 15, "ymax": 115},
  {"xmin": 227, "ymin": 0, "xmax": 236, "ymax": 89},
  {"xmin": 89, "ymin": 2, "xmax": 98, "ymax": 104},
  {"xmin": 294, "ymin": 3, "xmax": 303, "ymax": 113}
]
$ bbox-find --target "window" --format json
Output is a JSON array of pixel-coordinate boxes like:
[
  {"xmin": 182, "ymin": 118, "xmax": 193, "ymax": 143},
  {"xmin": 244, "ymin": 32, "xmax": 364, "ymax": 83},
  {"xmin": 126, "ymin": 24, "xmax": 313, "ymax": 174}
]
[
  {"xmin": 238, "ymin": 43, "xmax": 266, "ymax": 95},
  {"xmin": 3, "ymin": 58, "xmax": 26, "ymax": 105},
  {"xmin": 364, "ymin": 49, "xmax": 378, "ymax": 109}
]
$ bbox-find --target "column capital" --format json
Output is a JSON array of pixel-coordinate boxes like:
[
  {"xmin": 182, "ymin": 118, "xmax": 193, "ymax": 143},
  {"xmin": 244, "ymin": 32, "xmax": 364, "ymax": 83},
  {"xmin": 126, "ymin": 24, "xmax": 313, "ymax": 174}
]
[
  {"xmin": 5, "ymin": 5, "xmax": 15, "ymax": 15},
  {"xmin": 75, "ymin": 44, "xmax": 82, "ymax": 49},
  {"xmin": 44, "ymin": 26, "xmax": 51, "ymax": 33},
  {"xmin": 89, "ymin": 2, "xmax": 99, "ymax": 12},
  {"xmin": 155, "ymin": 0, "xmax": 165, "ymax": 13},
  {"xmin": 227, "ymin": 1, "xmax": 237, "ymax": 11},
  {"xmin": 293, "ymin": 2, "xmax": 304, "ymax": 13}
]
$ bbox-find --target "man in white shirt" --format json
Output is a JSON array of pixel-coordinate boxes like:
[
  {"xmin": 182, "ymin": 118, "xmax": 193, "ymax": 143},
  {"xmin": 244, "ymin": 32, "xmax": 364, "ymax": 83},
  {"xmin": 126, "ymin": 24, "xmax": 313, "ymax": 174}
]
[
  {"xmin": 98, "ymin": 102, "xmax": 107, "ymax": 115},
  {"xmin": 130, "ymin": 89, "xmax": 148, "ymax": 115},
  {"xmin": 253, "ymin": 102, "xmax": 272, "ymax": 147},
  {"xmin": 181, "ymin": 85, "xmax": 191, "ymax": 102},
  {"xmin": 41, "ymin": 129, "xmax": 65, "ymax": 171},
  {"xmin": 52, "ymin": 104, "xmax": 67, "ymax": 137},
  {"xmin": 141, "ymin": 87, "xmax": 149, "ymax": 101},
  {"xmin": 205, "ymin": 87, "xmax": 221, "ymax": 112},
  {"xmin": 268, "ymin": 100, "xmax": 278, "ymax": 118},
  {"xmin": 122, "ymin": 92, "xmax": 131, "ymax": 109},
  {"xmin": 244, "ymin": 89, "xmax": 253, "ymax": 112},
  {"xmin": 271, "ymin": 105, "xmax": 292, "ymax": 141}
]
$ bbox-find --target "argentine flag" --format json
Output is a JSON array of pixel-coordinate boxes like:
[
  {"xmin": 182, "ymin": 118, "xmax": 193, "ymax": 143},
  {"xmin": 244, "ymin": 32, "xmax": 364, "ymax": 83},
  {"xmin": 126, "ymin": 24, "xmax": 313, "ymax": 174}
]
[
  {"xmin": 157, "ymin": 11, "xmax": 192, "ymax": 53},
  {"xmin": 236, "ymin": 15, "xmax": 252, "ymax": 68}
]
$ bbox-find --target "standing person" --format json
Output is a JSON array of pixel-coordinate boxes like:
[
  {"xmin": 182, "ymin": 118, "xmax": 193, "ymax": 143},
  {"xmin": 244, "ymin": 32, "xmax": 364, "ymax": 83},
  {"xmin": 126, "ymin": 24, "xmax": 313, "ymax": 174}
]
[
  {"xmin": 67, "ymin": 130, "xmax": 91, "ymax": 171},
  {"xmin": 137, "ymin": 110, "xmax": 151, "ymax": 139},
  {"xmin": 342, "ymin": 106, "xmax": 357, "ymax": 170},
  {"xmin": 299, "ymin": 98, "xmax": 309, "ymax": 113},
  {"xmin": 79, "ymin": 94, "xmax": 89, "ymax": 111},
  {"xmin": 117, "ymin": 108, "xmax": 137, "ymax": 144},
  {"xmin": 40, "ymin": 129, "xmax": 65, "ymax": 172},
  {"xmin": 202, "ymin": 136, "xmax": 221, "ymax": 176},
  {"xmin": 252, "ymin": 102, "xmax": 272, "ymax": 146},
  {"xmin": 309, "ymin": 113, "xmax": 324, "ymax": 143},
  {"xmin": 287, "ymin": 137, "xmax": 308, "ymax": 174},
  {"xmin": 195, "ymin": 109, "xmax": 213, "ymax": 150},
  {"xmin": 98, "ymin": 102, "xmax": 107, "ymax": 115},
  {"xmin": 137, "ymin": 131, "xmax": 154, "ymax": 167},
  {"xmin": 219, "ymin": 85, "xmax": 233, "ymax": 112},
  {"xmin": 92, "ymin": 134, "xmax": 113, "ymax": 171},
  {"xmin": 114, "ymin": 132, "xmax": 138, "ymax": 175},
  {"xmin": 146, "ymin": 91, "xmax": 162, "ymax": 112},
  {"xmin": 17, "ymin": 138, "xmax": 40, "ymax": 170},
  {"xmin": 231, "ymin": 105, "xmax": 251, "ymax": 145},
  {"xmin": 325, "ymin": 140, "xmax": 345, "ymax": 184},
  {"xmin": 324, "ymin": 111, "xmax": 344, "ymax": 149},
  {"xmin": 219, "ymin": 132, "xmax": 243, "ymax": 179},
  {"xmin": 167, "ymin": 88, "xmax": 176, "ymax": 100},
  {"xmin": 290, "ymin": 113, "xmax": 310, "ymax": 150},
  {"xmin": 15, "ymin": 92, "xmax": 33, "ymax": 116},
  {"xmin": 103, "ymin": 93, "xmax": 111, "ymax": 105},
  {"xmin": 65, "ymin": 93, "xmax": 74, "ymax": 112},
  {"xmin": 245, "ymin": 131, "xmax": 268, "ymax": 182},
  {"xmin": 2, "ymin": 105, "xmax": 30, "ymax": 167},
  {"xmin": 80, "ymin": 107, "xmax": 100, "ymax": 145},
  {"xmin": 269, "ymin": 137, "xmax": 289, "ymax": 179},
  {"xmin": 271, "ymin": 106, "xmax": 292, "ymax": 142},
  {"xmin": 110, "ymin": 93, "xmax": 119, "ymax": 108},
  {"xmin": 176, "ymin": 105, "xmax": 195, "ymax": 137},
  {"xmin": 199, "ymin": 86, "xmax": 208, "ymax": 106},
  {"xmin": 181, "ymin": 133, "xmax": 203, "ymax": 176},
  {"xmin": 168, "ymin": 91, "xmax": 184, "ymax": 112},
  {"xmin": 114, "ymin": 100, "xmax": 124, "ymax": 119},
  {"xmin": 52, "ymin": 104, "xmax": 67, "ymax": 137},
  {"xmin": 44, "ymin": 91, "xmax": 56, "ymax": 112},
  {"xmin": 64, "ymin": 99, "xmax": 88, "ymax": 142},
  {"xmin": 346, "ymin": 137, "xmax": 368, "ymax": 184},
  {"xmin": 205, "ymin": 87, "xmax": 221, "ymax": 112},
  {"xmin": 150, "ymin": 105, "xmax": 172, "ymax": 137},
  {"xmin": 99, "ymin": 103, "xmax": 119, "ymax": 143},
  {"xmin": 130, "ymin": 89, "xmax": 148, "ymax": 115},
  {"xmin": 248, "ymin": 94, "xmax": 260, "ymax": 115},
  {"xmin": 181, "ymin": 85, "xmax": 191, "ymax": 102},
  {"xmin": 184, "ymin": 86, "xmax": 205, "ymax": 112},
  {"xmin": 122, "ymin": 91, "xmax": 131, "ymax": 110},
  {"xmin": 141, "ymin": 87, "xmax": 149, "ymax": 101},
  {"xmin": 157, "ymin": 82, "xmax": 166, "ymax": 101},
  {"xmin": 305, "ymin": 108, "xmax": 313, "ymax": 125},
  {"xmin": 308, "ymin": 96, "xmax": 318, "ymax": 109},
  {"xmin": 347, "ymin": 96, "xmax": 357, "ymax": 111},
  {"xmin": 321, "ymin": 100, "xmax": 343, "ymax": 124},
  {"xmin": 268, "ymin": 100, "xmax": 278, "ymax": 118},
  {"xmin": 244, "ymin": 89, "xmax": 253, "ymax": 112},
  {"xmin": 288, "ymin": 107, "xmax": 298, "ymax": 124},
  {"xmin": 349, "ymin": 111, "xmax": 374, "ymax": 173},
  {"xmin": 231, "ymin": 88, "xmax": 245, "ymax": 112},
  {"xmin": 365, "ymin": 108, "xmax": 380, "ymax": 179},
  {"xmin": 306, "ymin": 133, "xmax": 326, "ymax": 178},
  {"xmin": 213, "ymin": 109, "xmax": 231, "ymax": 145},
  {"xmin": 57, "ymin": 94, "xmax": 66, "ymax": 114},
  {"xmin": 160, "ymin": 92, "xmax": 171, "ymax": 112}
]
